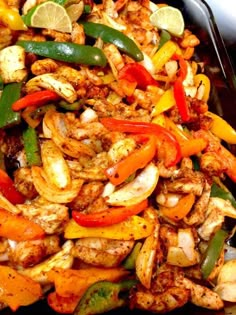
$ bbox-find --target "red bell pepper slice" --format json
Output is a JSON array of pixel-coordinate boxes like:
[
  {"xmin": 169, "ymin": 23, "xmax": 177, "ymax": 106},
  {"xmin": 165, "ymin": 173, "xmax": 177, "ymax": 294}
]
[
  {"xmin": 0, "ymin": 168, "xmax": 25, "ymax": 204},
  {"xmin": 173, "ymin": 78, "xmax": 190, "ymax": 123},
  {"xmin": 12, "ymin": 90, "xmax": 60, "ymax": 111},
  {"xmin": 105, "ymin": 135, "xmax": 156, "ymax": 186},
  {"xmin": 72, "ymin": 199, "xmax": 148, "ymax": 227},
  {"xmin": 100, "ymin": 118, "xmax": 181, "ymax": 167},
  {"xmin": 172, "ymin": 54, "xmax": 190, "ymax": 122},
  {"xmin": 118, "ymin": 63, "xmax": 158, "ymax": 90},
  {"xmin": 172, "ymin": 54, "xmax": 188, "ymax": 80}
]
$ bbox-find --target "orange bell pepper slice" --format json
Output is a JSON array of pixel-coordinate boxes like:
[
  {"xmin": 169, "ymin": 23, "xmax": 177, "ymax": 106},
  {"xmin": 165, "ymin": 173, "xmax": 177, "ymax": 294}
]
[
  {"xmin": 0, "ymin": 265, "xmax": 42, "ymax": 311},
  {"xmin": 47, "ymin": 291, "xmax": 79, "ymax": 314},
  {"xmin": 72, "ymin": 199, "xmax": 148, "ymax": 227},
  {"xmin": 0, "ymin": 168, "xmax": 25, "ymax": 204},
  {"xmin": 180, "ymin": 138, "xmax": 208, "ymax": 157},
  {"xmin": 159, "ymin": 193, "xmax": 195, "ymax": 221},
  {"xmin": 105, "ymin": 135, "xmax": 156, "ymax": 186},
  {"xmin": 0, "ymin": 208, "xmax": 45, "ymax": 241},
  {"xmin": 101, "ymin": 118, "xmax": 181, "ymax": 167},
  {"xmin": 47, "ymin": 267, "xmax": 130, "ymax": 298}
]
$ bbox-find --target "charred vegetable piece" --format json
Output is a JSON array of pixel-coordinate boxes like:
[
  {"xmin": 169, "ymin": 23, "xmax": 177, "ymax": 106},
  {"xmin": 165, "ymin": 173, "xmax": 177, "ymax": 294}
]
[
  {"xmin": 73, "ymin": 279, "xmax": 137, "ymax": 315},
  {"xmin": 201, "ymin": 229, "xmax": 228, "ymax": 280},
  {"xmin": 22, "ymin": 125, "xmax": 42, "ymax": 166},
  {"xmin": 0, "ymin": 82, "xmax": 22, "ymax": 128},
  {"xmin": 16, "ymin": 41, "xmax": 107, "ymax": 67},
  {"xmin": 81, "ymin": 22, "xmax": 143, "ymax": 62}
]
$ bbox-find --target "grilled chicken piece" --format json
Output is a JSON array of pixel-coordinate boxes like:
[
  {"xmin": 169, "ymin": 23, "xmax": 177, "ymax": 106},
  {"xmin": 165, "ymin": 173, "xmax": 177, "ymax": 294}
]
[
  {"xmin": 0, "ymin": 45, "xmax": 27, "ymax": 83},
  {"xmin": 175, "ymin": 276, "xmax": 224, "ymax": 310},
  {"xmin": 13, "ymin": 167, "xmax": 38, "ymax": 200},
  {"xmin": 17, "ymin": 197, "xmax": 69, "ymax": 234},
  {"xmin": 72, "ymin": 237, "xmax": 134, "ymax": 267},
  {"xmin": 130, "ymin": 286, "xmax": 189, "ymax": 313},
  {"xmin": 8, "ymin": 235, "xmax": 60, "ymax": 268},
  {"xmin": 19, "ymin": 240, "xmax": 74, "ymax": 284}
]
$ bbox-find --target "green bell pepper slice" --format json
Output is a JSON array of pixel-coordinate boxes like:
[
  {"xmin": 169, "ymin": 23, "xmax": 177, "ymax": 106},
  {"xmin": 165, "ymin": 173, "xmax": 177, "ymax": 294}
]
[
  {"xmin": 0, "ymin": 82, "xmax": 22, "ymax": 128},
  {"xmin": 210, "ymin": 182, "xmax": 236, "ymax": 208},
  {"xmin": 17, "ymin": 41, "xmax": 107, "ymax": 67},
  {"xmin": 201, "ymin": 229, "xmax": 228, "ymax": 280},
  {"xmin": 81, "ymin": 22, "xmax": 144, "ymax": 62},
  {"xmin": 22, "ymin": 126, "xmax": 41, "ymax": 166},
  {"xmin": 122, "ymin": 242, "xmax": 142, "ymax": 270},
  {"xmin": 74, "ymin": 279, "xmax": 137, "ymax": 315}
]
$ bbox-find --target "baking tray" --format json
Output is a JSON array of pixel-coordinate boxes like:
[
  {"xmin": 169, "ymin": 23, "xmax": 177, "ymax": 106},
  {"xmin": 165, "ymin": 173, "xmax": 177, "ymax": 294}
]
[{"xmin": 1, "ymin": 0, "xmax": 236, "ymax": 314}]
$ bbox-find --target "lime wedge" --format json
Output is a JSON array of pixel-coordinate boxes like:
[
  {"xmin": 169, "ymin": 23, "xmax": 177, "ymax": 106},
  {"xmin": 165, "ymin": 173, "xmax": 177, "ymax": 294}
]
[
  {"xmin": 150, "ymin": 6, "xmax": 185, "ymax": 37},
  {"xmin": 22, "ymin": 1, "xmax": 72, "ymax": 33}
]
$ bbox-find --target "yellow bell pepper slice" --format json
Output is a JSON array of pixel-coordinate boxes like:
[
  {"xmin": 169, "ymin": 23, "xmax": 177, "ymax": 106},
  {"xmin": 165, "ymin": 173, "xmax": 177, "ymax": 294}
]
[
  {"xmin": 151, "ymin": 88, "xmax": 176, "ymax": 117},
  {"xmin": 152, "ymin": 40, "xmax": 177, "ymax": 72},
  {"xmin": 194, "ymin": 73, "xmax": 211, "ymax": 102},
  {"xmin": 0, "ymin": 0, "xmax": 27, "ymax": 31},
  {"xmin": 159, "ymin": 193, "xmax": 195, "ymax": 221},
  {"xmin": 206, "ymin": 111, "xmax": 236, "ymax": 144},
  {"xmin": 151, "ymin": 113, "xmax": 166, "ymax": 127},
  {"xmin": 64, "ymin": 216, "xmax": 154, "ymax": 240}
]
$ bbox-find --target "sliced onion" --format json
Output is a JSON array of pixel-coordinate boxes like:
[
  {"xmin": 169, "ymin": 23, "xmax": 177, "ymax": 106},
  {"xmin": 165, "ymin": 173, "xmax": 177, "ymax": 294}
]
[
  {"xmin": 214, "ymin": 282, "xmax": 236, "ymax": 302},
  {"xmin": 224, "ymin": 245, "xmax": 236, "ymax": 261},
  {"xmin": 43, "ymin": 110, "xmax": 95, "ymax": 158},
  {"xmin": 31, "ymin": 166, "xmax": 83, "ymax": 203},
  {"xmin": 41, "ymin": 140, "xmax": 71, "ymax": 189},
  {"xmin": 107, "ymin": 163, "xmax": 159, "ymax": 206},
  {"xmin": 136, "ymin": 209, "xmax": 159, "ymax": 289},
  {"xmin": 217, "ymin": 260, "xmax": 236, "ymax": 284}
]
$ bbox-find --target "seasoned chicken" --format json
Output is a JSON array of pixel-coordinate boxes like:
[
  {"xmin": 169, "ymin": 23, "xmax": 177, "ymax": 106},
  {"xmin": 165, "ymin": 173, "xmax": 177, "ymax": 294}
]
[
  {"xmin": 72, "ymin": 237, "xmax": 134, "ymax": 267},
  {"xmin": 0, "ymin": 45, "xmax": 27, "ymax": 83},
  {"xmin": 19, "ymin": 240, "xmax": 74, "ymax": 284},
  {"xmin": 16, "ymin": 197, "xmax": 69, "ymax": 234},
  {"xmin": 8, "ymin": 235, "xmax": 60, "ymax": 268}
]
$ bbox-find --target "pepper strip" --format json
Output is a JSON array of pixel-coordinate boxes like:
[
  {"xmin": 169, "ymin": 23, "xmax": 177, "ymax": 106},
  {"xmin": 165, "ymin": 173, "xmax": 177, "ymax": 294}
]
[
  {"xmin": 74, "ymin": 279, "xmax": 137, "ymax": 315},
  {"xmin": 0, "ymin": 168, "xmax": 25, "ymax": 204},
  {"xmin": 12, "ymin": 90, "xmax": 60, "ymax": 111},
  {"xmin": 201, "ymin": 229, "xmax": 228, "ymax": 280},
  {"xmin": 81, "ymin": 22, "xmax": 143, "ymax": 62},
  {"xmin": 0, "ymin": 208, "xmax": 45, "ymax": 241},
  {"xmin": 173, "ymin": 54, "xmax": 190, "ymax": 122},
  {"xmin": 72, "ymin": 199, "xmax": 148, "ymax": 227},
  {"xmin": 100, "ymin": 118, "xmax": 181, "ymax": 167},
  {"xmin": 0, "ymin": 0, "xmax": 27, "ymax": 31},
  {"xmin": 0, "ymin": 82, "xmax": 22, "ymax": 128},
  {"xmin": 105, "ymin": 135, "xmax": 156, "ymax": 185},
  {"xmin": 22, "ymin": 126, "xmax": 42, "ymax": 166},
  {"xmin": 205, "ymin": 111, "xmax": 236, "ymax": 144},
  {"xmin": 118, "ymin": 63, "xmax": 158, "ymax": 90},
  {"xmin": 17, "ymin": 41, "xmax": 107, "ymax": 67}
]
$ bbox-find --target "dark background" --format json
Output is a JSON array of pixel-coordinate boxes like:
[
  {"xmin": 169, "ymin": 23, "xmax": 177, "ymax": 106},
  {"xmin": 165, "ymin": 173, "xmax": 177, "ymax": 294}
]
[{"xmin": 205, "ymin": 0, "xmax": 236, "ymax": 68}]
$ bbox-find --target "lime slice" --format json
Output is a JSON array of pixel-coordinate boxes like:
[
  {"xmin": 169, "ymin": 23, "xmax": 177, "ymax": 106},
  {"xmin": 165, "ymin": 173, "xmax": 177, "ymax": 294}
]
[
  {"xmin": 22, "ymin": 1, "xmax": 72, "ymax": 33},
  {"xmin": 150, "ymin": 6, "xmax": 185, "ymax": 37}
]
